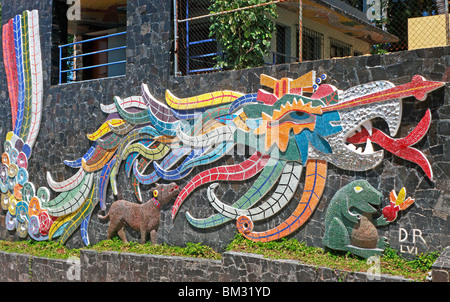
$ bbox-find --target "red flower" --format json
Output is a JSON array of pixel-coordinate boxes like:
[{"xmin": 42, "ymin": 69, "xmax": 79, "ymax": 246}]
[{"xmin": 382, "ymin": 203, "xmax": 400, "ymax": 222}]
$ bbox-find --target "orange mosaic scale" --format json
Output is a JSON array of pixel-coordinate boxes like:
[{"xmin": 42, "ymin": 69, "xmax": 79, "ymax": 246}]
[
  {"xmin": 237, "ymin": 159, "xmax": 327, "ymax": 242},
  {"xmin": 81, "ymin": 146, "xmax": 118, "ymax": 172}
]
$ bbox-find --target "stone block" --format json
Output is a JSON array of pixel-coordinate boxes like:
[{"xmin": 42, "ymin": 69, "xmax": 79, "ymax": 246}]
[{"xmin": 432, "ymin": 246, "xmax": 450, "ymax": 282}]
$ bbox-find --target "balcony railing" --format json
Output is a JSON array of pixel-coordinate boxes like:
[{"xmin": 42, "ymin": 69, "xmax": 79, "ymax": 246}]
[{"xmin": 58, "ymin": 31, "xmax": 126, "ymax": 84}]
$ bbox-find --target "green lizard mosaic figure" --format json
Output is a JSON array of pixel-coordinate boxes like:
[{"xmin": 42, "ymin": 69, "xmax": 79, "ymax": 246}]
[{"xmin": 322, "ymin": 179, "xmax": 410, "ymax": 258}]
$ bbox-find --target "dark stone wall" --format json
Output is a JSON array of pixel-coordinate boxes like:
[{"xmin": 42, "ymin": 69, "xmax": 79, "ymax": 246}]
[
  {"xmin": 0, "ymin": 0, "xmax": 448, "ymax": 257},
  {"xmin": 0, "ymin": 0, "xmax": 174, "ymax": 247},
  {"xmin": 162, "ymin": 49, "xmax": 450, "ymax": 255},
  {"xmin": 0, "ymin": 251, "xmax": 74, "ymax": 282},
  {"xmin": 432, "ymin": 246, "xmax": 450, "ymax": 282},
  {"xmin": 0, "ymin": 249, "xmax": 413, "ymax": 282}
]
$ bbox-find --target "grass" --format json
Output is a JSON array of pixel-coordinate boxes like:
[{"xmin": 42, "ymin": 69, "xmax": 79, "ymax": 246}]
[
  {"xmin": 0, "ymin": 234, "xmax": 440, "ymax": 281},
  {"xmin": 0, "ymin": 237, "xmax": 221, "ymax": 260},
  {"xmin": 0, "ymin": 240, "xmax": 81, "ymax": 259},
  {"xmin": 87, "ymin": 237, "xmax": 221, "ymax": 260},
  {"xmin": 226, "ymin": 233, "xmax": 440, "ymax": 282}
]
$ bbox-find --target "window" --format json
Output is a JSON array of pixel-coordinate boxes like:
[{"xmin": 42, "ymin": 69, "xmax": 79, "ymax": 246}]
[
  {"xmin": 177, "ymin": 0, "xmax": 219, "ymax": 75},
  {"xmin": 53, "ymin": 0, "xmax": 127, "ymax": 84},
  {"xmin": 275, "ymin": 23, "xmax": 291, "ymax": 64},
  {"xmin": 330, "ymin": 37, "xmax": 352, "ymax": 58},
  {"xmin": 298, "ymin": 27, "xmax": 324, "ymax": 61}
]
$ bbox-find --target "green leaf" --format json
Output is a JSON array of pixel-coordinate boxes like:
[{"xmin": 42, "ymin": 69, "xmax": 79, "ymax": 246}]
[{"xmin": 209, "ymin": 0, "xmax": 278, "ymax": 70}]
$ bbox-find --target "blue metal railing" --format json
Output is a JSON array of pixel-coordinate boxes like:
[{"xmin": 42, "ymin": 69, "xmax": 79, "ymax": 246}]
[
  {"xmin": 58, "ymin": 31, "xmax": 126, "ymax": 84},
  {"xmin": 186, "ymin": 37, "xmax": 222, "ymax": 74},
  {"xmin": 186, "ymin": 38, "xmax": 220, "ymax": 74},
  {"xmin": 184, "ymin": 0, "xmax": 222, "ymax": 75}
]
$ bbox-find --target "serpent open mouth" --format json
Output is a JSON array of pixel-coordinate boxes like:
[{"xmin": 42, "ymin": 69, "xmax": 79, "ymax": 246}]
[
  {"xmin": 345, "ymin": 120, "xmax": 376, "ymax": 155},
  {"xmin": 345, "ymin": 110, "xmax": 433, "ymax": 179}
]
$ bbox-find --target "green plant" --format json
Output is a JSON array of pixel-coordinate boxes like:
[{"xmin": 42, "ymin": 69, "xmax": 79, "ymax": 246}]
[
  {"xmin": 407, "ymin": 251, "xmax": 439, "ymax": 271},
  {"xmin": 371, "ymin": 44, "xmax": 389, "ymax": 54},
  {"xmin": 0, "ymin": 240, "xmax": 80, "ymax": 259},
  {"xmin": 183, "ymin": 242, "xmax": 218, "ymax": 258},
  {"xmin": 208, "ymin": 0, "xmax": 278, "ymax": 70},
  {"xmin": 87, "ymin": 237, "xmax": 222, "ymax": 260}
]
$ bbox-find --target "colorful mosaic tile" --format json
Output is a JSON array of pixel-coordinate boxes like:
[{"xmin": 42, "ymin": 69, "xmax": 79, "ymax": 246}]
[{"xmin": 1, "ymin": 10, "xmax": 445, "ymax": 251}]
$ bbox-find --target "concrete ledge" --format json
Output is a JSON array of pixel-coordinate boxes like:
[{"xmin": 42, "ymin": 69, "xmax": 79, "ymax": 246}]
[
  {"xmin": 221, "ymin": 251, "xmax": 411, "ymax": 282},
  {"xmin": 432, "ymin": 246, "xmax": 450, "ymax": 282},
  {"xmin": 0, "ymin": 249, "xmax": 420, "ymax": 282},
  {"xmin": 80, "ymin": 250, "xmax": 225, "ymax": 282},
  {"xmin": 0, "ymin": 251, "xmax": 75, "ymax": 282}
]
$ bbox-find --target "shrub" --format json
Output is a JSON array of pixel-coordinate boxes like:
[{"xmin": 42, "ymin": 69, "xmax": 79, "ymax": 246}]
[{"xmin": 209, "ymin": 0, "xmax": 277, "ymax": 70}]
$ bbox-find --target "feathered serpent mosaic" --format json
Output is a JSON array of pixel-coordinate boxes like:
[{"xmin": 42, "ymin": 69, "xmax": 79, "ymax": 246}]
[{"xmin": 1, "ymin": 11, "xmax": 444, "ymax": 253}]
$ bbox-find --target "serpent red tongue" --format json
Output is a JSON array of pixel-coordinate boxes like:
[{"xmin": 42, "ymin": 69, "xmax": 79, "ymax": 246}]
[
  {"xmin": 346, "ymin": 127, "xmax": 371, "ymax": 145},
  {"xmin": 346, "ymin": 110, "xmax": 433, "ymax": 180}
]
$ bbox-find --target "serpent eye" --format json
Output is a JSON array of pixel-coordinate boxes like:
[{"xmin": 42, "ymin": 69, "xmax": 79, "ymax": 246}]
[
  {"xmin": 286, "ymin": 111, "xmax": 315, "ymax": 124},
  {"xmin": 289, "ymin": 111, "xmax": 309, "ymax": 120},
  {"xmin": 271, "ymin": 110, "xmax": 315, "ymax": 127},
  {"xmin": 153, "ymin": 190, "xmax": 158, "ymax": 197},
  {"xmin": 354, "ymin": 186, "xmax": 363, "ymax": 193}
]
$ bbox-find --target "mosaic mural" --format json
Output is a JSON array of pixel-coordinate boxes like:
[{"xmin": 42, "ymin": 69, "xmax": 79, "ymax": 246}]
[
  {"xmin": 1, "ymin": 11, "xmax": 445, "ymax": 258},
  {"xmin": 98, "ymin": 182, "xmax": 180, "ymax": 244},
  {"xmin": 322, "ymin": 180, "xmax": 414, "ymax": 258},
  {"xmin": 1, "ymin": 10, "xmax": 49, "ymax": 241}
]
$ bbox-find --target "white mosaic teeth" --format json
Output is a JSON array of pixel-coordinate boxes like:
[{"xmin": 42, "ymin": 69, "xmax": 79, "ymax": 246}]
[
  {"xmin": 346, "ymin": 139, "xmax": 374, "ymax": 154},
  {"xmin": 361, "ymin": 120, "xmax": 373, "ymax": 136},
  {"xmin": 364, "ymin": 138, "xmax": 374, "ymax": 154},
  {"xmin": 349, "ymin": 120, "xmax": 373, "ymax": 137},
  {"xmin": 346, "ymin": 121, "xmax": 375, "ymax": 154}
]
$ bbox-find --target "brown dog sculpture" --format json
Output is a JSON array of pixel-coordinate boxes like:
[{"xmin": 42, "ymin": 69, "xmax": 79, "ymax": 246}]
[{"xmin": 98, "ymin": 182, "xmax": 180, "ymax": 244}]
